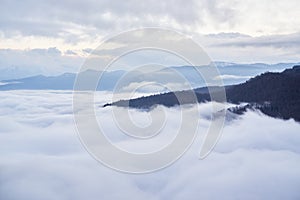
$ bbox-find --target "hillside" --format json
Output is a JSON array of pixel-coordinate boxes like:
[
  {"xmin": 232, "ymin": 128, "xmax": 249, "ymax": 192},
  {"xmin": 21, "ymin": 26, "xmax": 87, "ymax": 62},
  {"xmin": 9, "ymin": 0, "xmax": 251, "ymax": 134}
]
[{"xmin": 105, "ymin": 66, "xmax": 300, "ymax": 121}]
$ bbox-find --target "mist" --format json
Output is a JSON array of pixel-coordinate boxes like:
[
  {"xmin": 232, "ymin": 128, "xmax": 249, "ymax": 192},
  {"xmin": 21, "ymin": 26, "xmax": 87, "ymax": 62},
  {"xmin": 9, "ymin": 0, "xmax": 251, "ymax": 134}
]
[{"xmin": 0, "ymin": 90, "xmax": 300, "ymax": 200}]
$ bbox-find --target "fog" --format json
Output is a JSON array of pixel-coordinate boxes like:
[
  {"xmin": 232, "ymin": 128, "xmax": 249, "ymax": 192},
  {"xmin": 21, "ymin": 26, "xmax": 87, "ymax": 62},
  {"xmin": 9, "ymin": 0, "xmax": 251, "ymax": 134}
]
[{"xmin": 1, "ymin": 90, "xmax": 300, "ymax": 200}]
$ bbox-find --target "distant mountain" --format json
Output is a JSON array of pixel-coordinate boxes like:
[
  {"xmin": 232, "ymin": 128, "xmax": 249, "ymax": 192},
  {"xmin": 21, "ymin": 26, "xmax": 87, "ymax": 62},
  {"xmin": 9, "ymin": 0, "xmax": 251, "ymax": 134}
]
[
  {"xmin": 105, "ymin": 66, "xmax": 300, "ymax": 122},
  {"xmin": 1, "ymin": 62, "xmax": 299, "ymax": 91},
  {"xmin": 0, "ymin": 73, "xmax": 76, "ymax": 90},
  {"xmin": 0, "ymin": 70, "xmax": 126, "ymax": 91}
]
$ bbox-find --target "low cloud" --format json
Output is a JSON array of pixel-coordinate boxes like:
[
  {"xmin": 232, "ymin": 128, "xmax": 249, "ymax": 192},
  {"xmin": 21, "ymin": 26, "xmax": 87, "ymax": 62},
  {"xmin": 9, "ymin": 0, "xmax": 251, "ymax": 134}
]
[
  {"xmin": 0, "ymin": 90, "xmax": 300, "ymax": 200},
  {"xmin": 214, "ymin": 74, "xmax": 252, "ymax": 80}
]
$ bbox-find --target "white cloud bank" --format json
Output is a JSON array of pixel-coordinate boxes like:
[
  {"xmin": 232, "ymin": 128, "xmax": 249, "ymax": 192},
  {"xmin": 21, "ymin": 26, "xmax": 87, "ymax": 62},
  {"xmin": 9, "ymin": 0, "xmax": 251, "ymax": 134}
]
[{"xmin": 0, "ymin": 90, "xmax": 300, "ymax": 200}]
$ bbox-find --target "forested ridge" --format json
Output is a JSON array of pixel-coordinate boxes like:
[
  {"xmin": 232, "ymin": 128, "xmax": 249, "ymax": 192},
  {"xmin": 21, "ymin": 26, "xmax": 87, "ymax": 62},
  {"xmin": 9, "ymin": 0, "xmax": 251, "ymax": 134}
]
[{"xmin": 104, "ymin": 66, "xmax": 300, "ymax": 121}]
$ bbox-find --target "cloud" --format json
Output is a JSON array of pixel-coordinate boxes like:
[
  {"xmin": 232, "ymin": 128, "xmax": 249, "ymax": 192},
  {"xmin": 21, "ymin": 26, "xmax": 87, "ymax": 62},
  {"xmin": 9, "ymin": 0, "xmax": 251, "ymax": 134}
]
[
  {"xmin": 213, "ymin": 33, "xmax": 300, "ymax": 50},
  {"xmin": 65, "ymin": 50, "xmax": 78, "ymax": 56},
  {"xmin": 194, "ymin": 33, "xmax": 300, "ymax": 63},
  {"xmin": 0, "ymin": 81, "xmax": 21, "ymax": 86},
  {"xmin": 0, "ymin": 90, "xmax": 300, "ymax": 200},
  {"xmin": 120, "ymin": 81, "xmax": 168, "ymax": 93},
  {"xmin": 1, "ymin": 0, "xmax": 300, "ymax": 45},
  {"xmin": 214, "ymin": 74, "xmax": 252, "ymax": 80},
  {"xmin": 2, "ymin": 0, "xmax": 300, "ymax": 73},
  {"xmin": 0, "ymin": 48, "xmax": 84, "ymax": 80},
  {"xmin": 1, "ymin": 0, "xmax": 300, "ymax": 75},
  {"xmin": 0, "ymin": 0, "xmax": 202, "ymax": 40}
]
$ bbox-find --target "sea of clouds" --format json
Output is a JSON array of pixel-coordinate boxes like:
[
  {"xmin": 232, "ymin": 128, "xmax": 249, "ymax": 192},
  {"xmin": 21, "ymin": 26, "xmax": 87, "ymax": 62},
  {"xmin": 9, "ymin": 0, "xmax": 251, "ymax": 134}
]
[{"xmin": 0, "ymin": 90, "xmax": 300, "ymax": 200}]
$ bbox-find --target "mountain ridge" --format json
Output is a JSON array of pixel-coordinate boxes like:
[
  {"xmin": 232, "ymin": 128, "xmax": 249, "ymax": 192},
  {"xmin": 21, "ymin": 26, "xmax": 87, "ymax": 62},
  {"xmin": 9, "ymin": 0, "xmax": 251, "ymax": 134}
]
[
  {"xmin": 105, "ymin": 65, "xmax": 300, "ymax": 122},
  {"xmin": 1, "ymin": 62, "xmax": 299, "ymax": 90}
]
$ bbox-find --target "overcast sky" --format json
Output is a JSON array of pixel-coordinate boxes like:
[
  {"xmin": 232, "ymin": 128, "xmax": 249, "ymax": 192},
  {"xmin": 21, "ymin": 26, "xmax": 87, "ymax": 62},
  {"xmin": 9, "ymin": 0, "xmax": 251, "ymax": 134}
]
[{"xmin": 0, "ymin": 0, "xmax": 300, "ymax": 76}]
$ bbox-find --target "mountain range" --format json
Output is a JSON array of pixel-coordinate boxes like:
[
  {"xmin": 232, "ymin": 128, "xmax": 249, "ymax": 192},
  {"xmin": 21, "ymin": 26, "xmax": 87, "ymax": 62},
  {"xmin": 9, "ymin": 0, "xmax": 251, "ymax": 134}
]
[
  {"xmin": 1, "ymin": 62, "xmax": 300, "ymax": 121},
  {"xmin": 0, "ymin": 62, "xmax": 298, "ymax": 91}
]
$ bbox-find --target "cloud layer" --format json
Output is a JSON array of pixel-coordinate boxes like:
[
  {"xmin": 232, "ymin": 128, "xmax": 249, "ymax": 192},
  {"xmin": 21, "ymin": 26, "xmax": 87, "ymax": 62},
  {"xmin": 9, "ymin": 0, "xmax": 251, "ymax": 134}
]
[
  {"xmin": 1, "ymin": 0, "xmax": 300, "ymax": 65},
  {"xmin": 1, "ymin": 0, "xmax": 300, "ymax": 39},
  {"xmin": 0, "ymin": 90, "xmax": 300, "ymax": 200}
]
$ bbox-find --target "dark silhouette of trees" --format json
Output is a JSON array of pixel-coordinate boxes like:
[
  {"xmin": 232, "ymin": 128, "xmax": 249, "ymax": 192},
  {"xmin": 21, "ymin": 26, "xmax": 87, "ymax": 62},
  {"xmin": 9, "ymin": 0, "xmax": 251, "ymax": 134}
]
[{"xmin": 105, "ymin": 65, "xmax": 300, "ymax": 122}]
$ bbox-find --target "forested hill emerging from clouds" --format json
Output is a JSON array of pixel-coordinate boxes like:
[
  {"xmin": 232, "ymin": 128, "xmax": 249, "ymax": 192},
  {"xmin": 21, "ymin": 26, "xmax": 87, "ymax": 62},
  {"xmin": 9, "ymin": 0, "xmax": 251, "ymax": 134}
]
[{"xmin": 104, "ymin": 65, "xmax": 300, "ymax": 122}]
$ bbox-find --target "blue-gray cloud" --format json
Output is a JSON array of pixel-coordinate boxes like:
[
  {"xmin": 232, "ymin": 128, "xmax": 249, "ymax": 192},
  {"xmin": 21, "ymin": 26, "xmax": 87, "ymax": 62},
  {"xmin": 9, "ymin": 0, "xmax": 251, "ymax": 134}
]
[{"xmin": 213, "ymin": 33, "xmax": 300, "ymax": 50}]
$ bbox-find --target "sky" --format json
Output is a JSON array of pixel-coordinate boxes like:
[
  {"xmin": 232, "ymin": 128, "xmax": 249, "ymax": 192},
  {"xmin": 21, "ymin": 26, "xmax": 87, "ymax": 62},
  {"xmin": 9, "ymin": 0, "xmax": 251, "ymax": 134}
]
[
  {"xmin": 1, "ymin": 90, "xmax": 300, "ymax": 199},
  {"xmin": 1, "ymin": 0, "xmax": 300, "ymax": 77}
]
